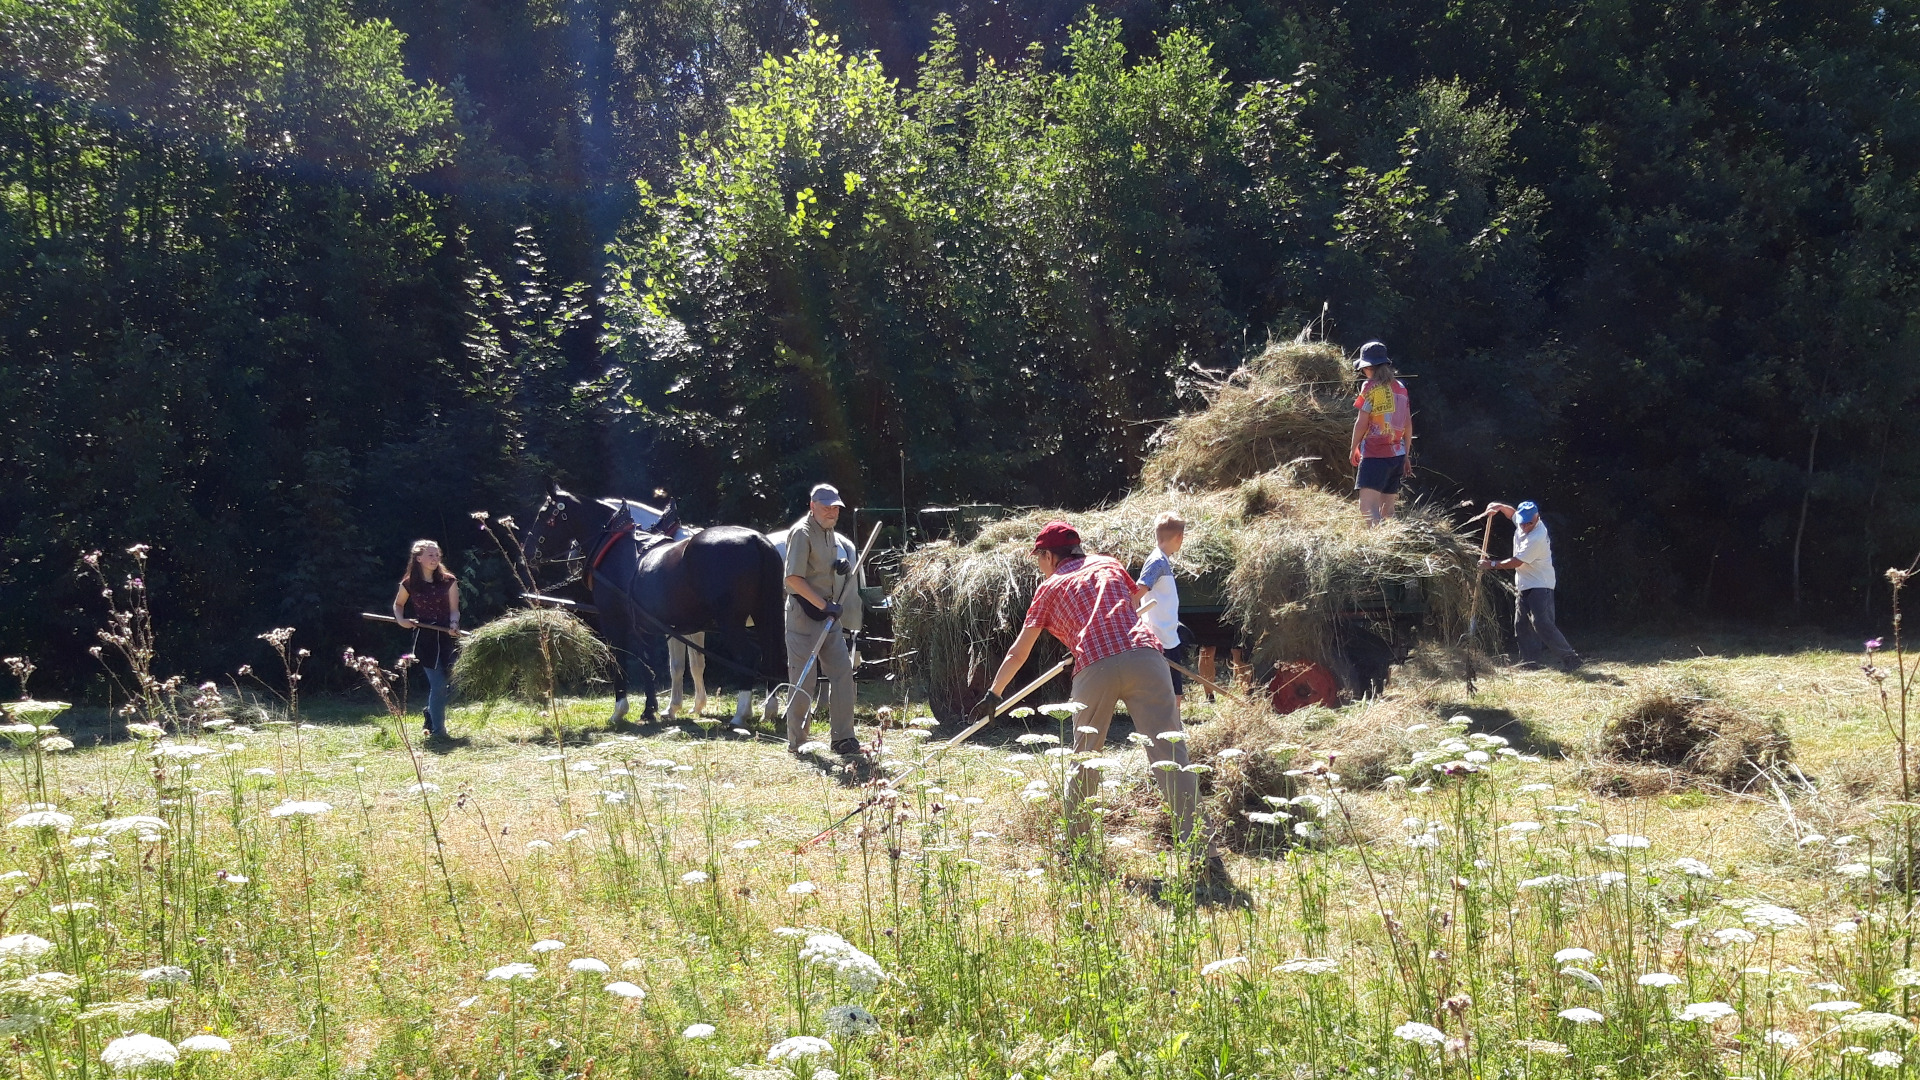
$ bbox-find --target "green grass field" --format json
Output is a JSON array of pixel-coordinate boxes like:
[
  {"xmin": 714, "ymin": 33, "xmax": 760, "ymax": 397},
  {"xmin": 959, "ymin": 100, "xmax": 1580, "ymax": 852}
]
[{"xmin": 1, "ymin": 630, "xmax": 1914, "ymax": 1080}]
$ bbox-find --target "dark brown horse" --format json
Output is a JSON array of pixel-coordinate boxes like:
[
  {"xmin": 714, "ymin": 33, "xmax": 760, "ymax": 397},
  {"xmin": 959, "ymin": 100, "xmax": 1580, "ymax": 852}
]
[{"xmin": 521, "ymin": 483, "xmax": 785, "ymax": 723}]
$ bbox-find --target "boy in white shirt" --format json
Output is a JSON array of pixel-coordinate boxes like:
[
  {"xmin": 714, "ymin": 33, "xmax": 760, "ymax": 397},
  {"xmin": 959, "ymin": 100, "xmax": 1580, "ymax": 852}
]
[{"xmin": 1137, "ymin": 512, "xmax": 1188, "ymax": 705}]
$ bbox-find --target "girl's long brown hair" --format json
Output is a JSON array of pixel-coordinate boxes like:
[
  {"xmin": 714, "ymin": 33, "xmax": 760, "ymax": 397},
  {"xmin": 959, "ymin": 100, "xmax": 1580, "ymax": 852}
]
[{"xmin": 403, "ymin": 540, "xmax": 449, "ymax": 589}]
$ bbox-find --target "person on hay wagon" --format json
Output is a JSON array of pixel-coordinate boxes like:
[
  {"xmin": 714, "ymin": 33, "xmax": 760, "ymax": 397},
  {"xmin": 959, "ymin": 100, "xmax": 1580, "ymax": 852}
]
[
  {"xmin": 1347, "ymin": 340, "xmax": 1413, "ymax": 525},
  {"xmin": 1478, "ymin": 500, "xmax": 1583, "ymax": 672},
  {"xmin": 392, "ymin": 539, "xmax": 460, "ymax": 740},
  {"xmin": 974, "ymin": 521, "xmax": 1233, "ymax": 894},
  {"xmin": 783, "ymin": 483, "xmax": 861, "ymax": 757}
]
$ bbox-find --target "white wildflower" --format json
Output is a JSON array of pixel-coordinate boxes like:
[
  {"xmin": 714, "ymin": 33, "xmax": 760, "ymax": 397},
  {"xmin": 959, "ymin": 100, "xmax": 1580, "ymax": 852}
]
[
  {"xmin": 1711, "ymin": 928, "xmax": 1757, "ymax": 945},
  {"xmin": 567, "ymin": 958, "xmax": 611, "ymax": 974},
  {"xmin": 1743, "ymin": 905, "xmax": 1807, "ymax": 931},
  {"xmin": 767, "ymin": 1036, "xmax": 833, "ymax": 1062},
  {"xmin": 1553, "ymin": 947, "xmax": 1595, "ymax": 963},
  {"xmin": 1678, "ymin": 1002, "xmax": 1736, "ymax": 1022},
  {"xmin": 1841, "ymin": 1012, "xmax": 1916, "ymax": 1035},
  {"xmin": 100, "ymin": 1033, "xmax": 177, "ymax": 1072},
  {"xmin": 6, "ymin": 811, "xmax": 73, "ymax": 832},
  {"xmin": 1764, "ymin": 1030, "xmax": 1801, "ymax": 1048},
  {"xmin": 1674, "ymin": 857, "xmax": 1714, "ymax": 878},
  {"xmin": 787, "ymin": 881, "xmax": 816, "ymax": 896},
  {"xmin": 733, "ymin": 839, "xmax": 762, "ymax": 850},
  {"xmin": 267, "ymin": 800, "xmax": 331, "ymax": 818},
  {"xmin": 1870, "ymin": 1051, "xmax": 1904, "ymax": 1069},
  {"xmin": 0, "ymin": 935, "xmax": 52, "ymax": 959},
  {"xmin": 1276, "ymin": 958, "xmax": 1338, "ymax": 975},
  {"xmin": 1502, "ymin": 821, "xmax": 1542, "ymax": 834},
  {"xmin": 137, "ymin": 965, "xmax": 190, "ymax": 985},
  {"xmin": 606, "ymin": 981, "xmax": 646, "ymax": 999},
  {"xmin": 1808, "ymin": 1001, "xmax": 1861, "ymax": 1014},
  {"xmin": 683, "ymin": 1023, "xmax": 716, "ymax": 1038},
  {"xmin": 1606, "ymin": 834, "xmax": 1651, "ymax": 849},
  {"xmin": 797, "ymin": 933, "xmax": 885, "ymax": 994},
  {"xmin": 485, "ymin": 963, "xmax": 539, "ymax": 981},
  {"xmin": 1200, "ymin": 957, "xmax": 1248, "ymax": 977},
  {"xmin": 1638, "ymin": 972, "xmax": 1683, "ymax": 987},
  {"xmin": 178, "ymin": 1034, "xmax": 230, "ymax": 1054},
  {"xmin": 1561, "ymin": 967, "xmax": 1603, "ymax": 991},
  {"xmin": 681, "ymin": 871, "xmax": 710, "ymax": 884},
  {"xmin": 824, "ymin": 1003, "xmax": 880, "ymax": 1037},
  {"xmin": 525, "ymin": 840, "xmax": 553, "ymax": 853},
  {"xmin": 1392, "ymin": 1022, "xmax": 1446, "ymax": 1046},
  {"xmin": 1558, "ymin": 1008, "xmax": 1605, "ymax": 1024}
]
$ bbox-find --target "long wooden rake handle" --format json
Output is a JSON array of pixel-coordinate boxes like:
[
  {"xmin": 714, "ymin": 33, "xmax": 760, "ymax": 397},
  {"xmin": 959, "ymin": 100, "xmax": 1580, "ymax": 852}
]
[
  {"xmin": 362, "ymin": 613, "xmax": 469, "ymax": 638},
  {"xmin": 1167, "ymin": 658, "xmax": 1250, "ymax": 706},
  {"xmin": 794, "ymin": 655, "xmax": 1074, "ymax": 852}
]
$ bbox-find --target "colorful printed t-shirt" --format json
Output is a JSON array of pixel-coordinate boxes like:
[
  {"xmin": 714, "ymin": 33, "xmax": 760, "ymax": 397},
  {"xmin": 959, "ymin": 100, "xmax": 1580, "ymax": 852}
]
[
  {"xmin": 1023, "ymin": 555, "xmax": 1162, "ymax": 670},
  {"xmin": 1354, "ymin": 378, "xmax": 1410, "ymax": 458}
]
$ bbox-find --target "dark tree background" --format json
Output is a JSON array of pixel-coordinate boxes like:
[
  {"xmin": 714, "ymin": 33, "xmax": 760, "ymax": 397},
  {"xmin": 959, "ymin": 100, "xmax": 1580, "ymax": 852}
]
[{"xmin": 2, "ymin": 0, "xmax": 1917, "ymax": 695}]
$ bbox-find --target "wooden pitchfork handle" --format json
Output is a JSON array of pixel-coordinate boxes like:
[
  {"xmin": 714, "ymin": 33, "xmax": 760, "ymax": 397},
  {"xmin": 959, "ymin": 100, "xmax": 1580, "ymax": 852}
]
[
  {"xmin": 362, "ymin": 613, "xmax": 469, "ymax": 638},
  {"xmin": 1167, "ymin": 658, "xmax": 1251, "ymax": 706},
  {"xmin": 794, "ymin": 655, "xmax": 1074, "ymax": 852},
  {"xmin": 785, "ymin": 522, "xmax": 885, "ymax": 703}
]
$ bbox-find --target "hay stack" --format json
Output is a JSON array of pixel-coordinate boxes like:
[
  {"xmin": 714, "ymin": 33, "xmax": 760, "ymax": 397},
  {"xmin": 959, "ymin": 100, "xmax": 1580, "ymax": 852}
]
[
  {"xmin": 1139, "ymin": 341, "xmax": 1356, "ymax": 493},
  {"xmin": 452, "ymin": 608, "xmax": 614, "ymax": 702},
  {"xmin": 1593, "ymin": 679, "xmax": 1792, "ymax": 793},
  {"xmin": 894, "ymin": 473, "xmax": 1486, "ymax": 719}
]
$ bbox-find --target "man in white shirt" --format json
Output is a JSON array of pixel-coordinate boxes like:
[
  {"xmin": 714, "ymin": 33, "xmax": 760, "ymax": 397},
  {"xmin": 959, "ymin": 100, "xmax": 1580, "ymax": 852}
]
[{"xmin": 1478, "ymin": 501, "xmax": 1582, "ymax": 672}]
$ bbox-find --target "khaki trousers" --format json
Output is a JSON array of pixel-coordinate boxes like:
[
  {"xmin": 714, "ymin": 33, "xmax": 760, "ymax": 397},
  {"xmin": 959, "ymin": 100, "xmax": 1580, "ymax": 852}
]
[
  {"xmin": 1068, "ymin": 647, "xmax": 1201, "ymax": 849},
  {"xmin": 784, "ymin": 625, "xmax": 855, "ymax": 748}
]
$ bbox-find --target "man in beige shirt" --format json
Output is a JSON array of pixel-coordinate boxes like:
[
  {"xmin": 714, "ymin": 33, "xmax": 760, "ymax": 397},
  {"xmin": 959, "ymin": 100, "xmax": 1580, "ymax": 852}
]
[{"xmin": 783, "ymin": 483, "xmax": 859, "ymax": 754}]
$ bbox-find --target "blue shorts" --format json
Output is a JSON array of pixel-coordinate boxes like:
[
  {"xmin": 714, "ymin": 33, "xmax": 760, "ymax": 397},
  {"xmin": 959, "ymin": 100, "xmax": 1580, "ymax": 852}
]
[
  {"xmin": 1356, "ymin": 456, "xmax": 1406, "ymax": 495},
  {"xmin": 1163, "ymin": 644, "xmax": 1188, "ymax": 695}
]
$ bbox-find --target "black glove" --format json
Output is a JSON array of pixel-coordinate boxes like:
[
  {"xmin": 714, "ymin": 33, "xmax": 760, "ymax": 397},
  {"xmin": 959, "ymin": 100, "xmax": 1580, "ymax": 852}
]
[
  {"xmin": 968, "ymin": 690, "xmax": 1003, "ymax": 723},
  {"xmin": 822, "ymin": 600, "xmax": 843, "ymax": 618},
  {"xmin": 832, "ymin": 558, "xmax": 851, "ymax": 575}
]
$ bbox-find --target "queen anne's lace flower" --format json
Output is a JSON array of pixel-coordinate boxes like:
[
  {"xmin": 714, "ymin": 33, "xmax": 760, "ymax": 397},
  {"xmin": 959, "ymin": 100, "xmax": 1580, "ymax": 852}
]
[
  {"xmin": 1392, "ymin": 1022, "xmax": 1446, "ymax": 1046},
  {"xmin": 485, "ymin": 963, "xmax": 538, "ymax": 981},
  {"xmin": 1558, "ymin": 1008, "xmax": 1605, "ymax": 1024},
  {"xmin": 267, "ymin": 800, "xmax": 331, "ymax": 818},
  {"xmin": 6, "ymin": 812, "xmax": 73, "ymax": 832},
  {"xmin": 1743, "ymin": 905, "xmax": 1808, "ymax": 931},
  {"xmin": 605, "ymin": 981, "xmax": 645, "ymax": 999},
  {"xmin": 1841, "ymin": 1012, "xmax": 1916, "ymax": 1034},
  {"xmin": 1276, "ymin": 957, "xmax": 1338, "ymax": 975},
  {"xmin": 1638, "ymin": 972, "xmax": 1683, "ymax": 987},
  {"xmin": 683, "ymin": 1023, "xmax": 715, "ymax": 1038},
  {"xmin": 1553, "ymin": 947, "xmax": 1595, "ymax": 963},
  {"xmin": 798, "ymin": 933, "xmax": 885, "ymax": 994},
  {"xmin": 767, "ymin": 1036, "xmax": 833, "ymax": 1061},
  {"xmin": 178, "ymin": 1035, "xmax": 230, "ymax": 1054},
  {"xmin": 1809, "ymin": 1001, "xmax": 1861, "ymax": 1014},
  {"xmin": 1200, "ymin": 957, "xmax": 1247, "ymax": 976},
  {"xmin": 824, "ymin": 1003, "xmax": 880, "ymax": 1037},
  {"xmin": 100, "ymin": 1033, "xmax": 177, "ymax": 1071},
  {"xmin": 0, "ymin": 934, "xmax": 52, "ymax": 959},
  {"xmin": 567, "ymin": 958, "xmax": 611, "ymax": 974},
  {"xmin": 1870, "ymin": 1051, "xmax": 1904, "ymax": 1068},
  {"xmin": 1678, "ymin": 1002, "xmax": 1736, "ymax": 1022}
]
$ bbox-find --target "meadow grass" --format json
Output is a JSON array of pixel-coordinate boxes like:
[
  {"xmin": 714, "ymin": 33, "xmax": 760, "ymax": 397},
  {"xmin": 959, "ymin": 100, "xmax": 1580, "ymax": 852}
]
[{"xmin": 0, "ymin": 630, "xmax": 1915, "ymax": 1079}]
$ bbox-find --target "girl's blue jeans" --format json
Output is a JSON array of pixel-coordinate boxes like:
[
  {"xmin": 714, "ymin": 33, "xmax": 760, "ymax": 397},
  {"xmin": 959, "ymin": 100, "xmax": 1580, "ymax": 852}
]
[{"xmin": 423, "ymin": 665, "xmax": 450, "ymax": 737}]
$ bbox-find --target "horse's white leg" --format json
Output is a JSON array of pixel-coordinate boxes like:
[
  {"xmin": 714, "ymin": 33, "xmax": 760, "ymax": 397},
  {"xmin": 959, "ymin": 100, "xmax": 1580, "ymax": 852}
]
[
  {"xmin": 610, "ymin": 696, "xmax": 629, "ymax": 725},
  {"xmin": 666, "ymin": 638, "xmax": 686, "ymax": 719},
  {"xmin": 690, "ymin": 632, "xmax": 708, "ymax": 715},
  {"xmin": 736, "ymin": 690, "xmax": 755, "ymax": 728}
]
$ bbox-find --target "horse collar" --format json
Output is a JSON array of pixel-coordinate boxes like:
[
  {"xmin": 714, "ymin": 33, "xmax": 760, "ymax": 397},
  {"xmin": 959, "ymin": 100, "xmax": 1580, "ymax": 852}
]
[{"xmin": 590, "ymin": 519, "xmax": 636, "ymax": 573}]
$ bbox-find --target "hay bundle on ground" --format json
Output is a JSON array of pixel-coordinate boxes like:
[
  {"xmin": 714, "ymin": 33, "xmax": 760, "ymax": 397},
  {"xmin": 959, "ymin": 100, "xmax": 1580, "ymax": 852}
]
[
  {"xmin": 452, "ymin": 608, "xmax": 614, "ymax": 702},
  {"xmin": 1593, "ymin": 679, "xmax": 1792, "ymax": 793},
  {"xmin": 893, "ymin": 472, "xmax": 1488, "ymax": 719},
  {"xmin": 1139, "ymin": 341, "xmax": 1355, "ymax": 493}
]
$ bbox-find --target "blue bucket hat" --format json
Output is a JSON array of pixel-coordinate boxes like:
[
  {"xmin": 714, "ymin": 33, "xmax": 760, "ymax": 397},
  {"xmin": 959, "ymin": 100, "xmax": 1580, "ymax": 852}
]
[
  {"xmin": 1354, "ymin": 341, "xmax": 1392, "ymax": 370},
  {"xmin": 1515, "ymin": 501, "xmax": 1540, "ymax": 524}
]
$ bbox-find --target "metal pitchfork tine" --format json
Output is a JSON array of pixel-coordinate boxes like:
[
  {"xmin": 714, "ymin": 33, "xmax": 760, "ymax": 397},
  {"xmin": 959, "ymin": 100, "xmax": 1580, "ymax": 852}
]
[{"xmin": 795, "ymin": 655, "xmax": 1074, "ymax": 852}]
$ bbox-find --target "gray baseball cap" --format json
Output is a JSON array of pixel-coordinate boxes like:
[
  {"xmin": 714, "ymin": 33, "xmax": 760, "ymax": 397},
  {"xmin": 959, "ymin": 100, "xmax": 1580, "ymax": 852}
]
[{"xmin": 810, "ymin": 484, "xmax": 845, "ymax": 507}]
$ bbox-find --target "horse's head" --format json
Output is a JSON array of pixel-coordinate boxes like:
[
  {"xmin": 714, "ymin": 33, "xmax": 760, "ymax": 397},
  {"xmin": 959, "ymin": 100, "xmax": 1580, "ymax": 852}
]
[{"xmin": 522, "ymin": 481, "xmax": 598, "ymax": 589}]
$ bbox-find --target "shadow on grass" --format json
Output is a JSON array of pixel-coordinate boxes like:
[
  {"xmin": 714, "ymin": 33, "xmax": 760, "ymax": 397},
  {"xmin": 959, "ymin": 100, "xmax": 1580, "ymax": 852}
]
[{"xmin": 1436, "ymin": 703, "xmax": 1568, "ymax": 759}]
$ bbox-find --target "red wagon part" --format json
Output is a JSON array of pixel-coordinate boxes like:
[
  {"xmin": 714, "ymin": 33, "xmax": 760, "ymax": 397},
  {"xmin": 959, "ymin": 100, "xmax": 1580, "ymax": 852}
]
[{"xmin": 1268, "ymin": 661, "xmax": 1340, "ymax": 714}]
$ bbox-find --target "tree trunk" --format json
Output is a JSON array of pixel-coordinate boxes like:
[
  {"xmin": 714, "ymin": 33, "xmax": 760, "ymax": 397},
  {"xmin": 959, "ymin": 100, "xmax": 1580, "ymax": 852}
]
[{"xmin": 1790, "ymin": 422, "xmax": 1820, "ymax": 613}]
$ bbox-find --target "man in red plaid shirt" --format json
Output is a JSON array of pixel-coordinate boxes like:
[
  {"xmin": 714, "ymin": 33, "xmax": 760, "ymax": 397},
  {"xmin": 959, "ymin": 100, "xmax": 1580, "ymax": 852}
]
[{"xmin": 978, "ymin": 521, "xmax": 1229, "ymax": 893}]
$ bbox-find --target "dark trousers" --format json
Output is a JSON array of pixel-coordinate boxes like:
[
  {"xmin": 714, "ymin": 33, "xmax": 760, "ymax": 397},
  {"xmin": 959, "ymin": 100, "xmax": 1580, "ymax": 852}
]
[{"xmin": 1516, "ymin": 588, "xmax": 1578, "ymax": 667}]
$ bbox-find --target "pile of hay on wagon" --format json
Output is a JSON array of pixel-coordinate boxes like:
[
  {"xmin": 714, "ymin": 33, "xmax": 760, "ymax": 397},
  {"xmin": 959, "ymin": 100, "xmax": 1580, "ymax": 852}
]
[{"xmin": 893, "ymin": 341, "xmax": 1494, "ymax": 720}]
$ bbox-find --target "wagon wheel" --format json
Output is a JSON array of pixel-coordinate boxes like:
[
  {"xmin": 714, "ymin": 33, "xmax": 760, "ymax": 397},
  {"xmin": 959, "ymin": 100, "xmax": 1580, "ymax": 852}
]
[{"xmin": 1267, "ymin": 661, "xmax": 1340, "ymax": 714}]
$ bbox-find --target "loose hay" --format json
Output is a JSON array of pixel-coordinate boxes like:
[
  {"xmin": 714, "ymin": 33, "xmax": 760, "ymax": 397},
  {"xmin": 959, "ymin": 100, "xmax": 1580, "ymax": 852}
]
[
  {"xmin": 894, "ymin": 474, "xmax": 1491, "ymax": 719},
  {"xmin": 451, "ymin": 608, "xmax": 614, "ymax": 702},
  {"xmin": 1139, "ymin": 340, "xmax": 1356, "ymax": 493},
  {"xmin": 1595, "ymin": 678, "xmax": 1793, "ymax": 793}
]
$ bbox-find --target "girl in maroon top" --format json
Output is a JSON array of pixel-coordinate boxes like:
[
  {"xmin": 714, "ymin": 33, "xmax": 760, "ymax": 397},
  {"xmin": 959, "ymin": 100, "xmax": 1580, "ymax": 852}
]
[{"xmin": 392, "ymin": 540, "xmax": 460, "ymax": 738}]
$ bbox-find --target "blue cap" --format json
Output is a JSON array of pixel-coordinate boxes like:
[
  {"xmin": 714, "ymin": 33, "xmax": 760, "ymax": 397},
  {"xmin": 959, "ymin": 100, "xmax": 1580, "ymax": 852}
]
[
  {"xmin": 810, "ymin": 483, "xmax": 845, "ymax": 507},
  {"xmin": 1515, "ymin": 501, "xmax": 1539, "ymax": 524},
  {"xmin": 1354, "ymin": 341, "xmax": 1392, "ymax": 370}
]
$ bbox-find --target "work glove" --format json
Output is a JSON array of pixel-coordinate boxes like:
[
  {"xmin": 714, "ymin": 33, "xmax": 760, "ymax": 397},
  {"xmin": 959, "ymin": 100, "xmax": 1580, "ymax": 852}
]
[
  {"xmin": 968, "ymin": 690, "xmax": 1003, "ymax": 723},
  {"xmin": 822, "ymin": 600, "xmax": 843, "ymax": 619},
  {"xmin": 832, "ymin": 558, "xmax": 851, "ymax": 575}
]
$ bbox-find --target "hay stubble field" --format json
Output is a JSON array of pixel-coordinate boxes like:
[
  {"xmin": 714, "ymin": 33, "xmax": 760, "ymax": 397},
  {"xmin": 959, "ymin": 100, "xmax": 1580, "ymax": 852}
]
[{"xmin": 0, "ymin": 630, "xmax": 1911, "ymax": 1080}]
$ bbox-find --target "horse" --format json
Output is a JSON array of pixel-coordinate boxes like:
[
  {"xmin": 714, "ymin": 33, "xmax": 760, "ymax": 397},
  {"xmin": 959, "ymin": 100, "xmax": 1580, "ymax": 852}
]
[{"xmin": 521, "ymin": 483, "xmax": 786, "ymax": 725}]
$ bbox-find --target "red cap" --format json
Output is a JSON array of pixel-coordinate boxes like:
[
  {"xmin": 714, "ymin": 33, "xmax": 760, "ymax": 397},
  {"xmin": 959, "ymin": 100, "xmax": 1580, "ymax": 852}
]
[{"xmin": 1033, "ymin": 520, "xmax": 1081, "ymax": 552}]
